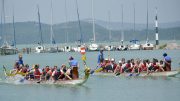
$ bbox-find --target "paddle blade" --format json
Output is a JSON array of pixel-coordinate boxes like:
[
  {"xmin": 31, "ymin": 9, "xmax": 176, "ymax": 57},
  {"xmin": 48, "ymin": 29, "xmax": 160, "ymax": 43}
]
[
  {"xmin": 115, "ymin": 72, "xmax": 120, "ymax": 76},
  {"xmin": 95, "ymin": 67, "xmax": 103, "ymax": 73},
  {"xmin": 90, "ymin": 70, "xmax": 95, "ymax": 74},
  {"xmin": 129, "ymin": 73, "xmax": 133, "ymax": 76}
]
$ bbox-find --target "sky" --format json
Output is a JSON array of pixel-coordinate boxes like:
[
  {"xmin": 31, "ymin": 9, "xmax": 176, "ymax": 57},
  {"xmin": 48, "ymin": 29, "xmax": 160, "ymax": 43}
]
[{"xmin": 1, "ymin": 0, "xmax": 180, "ymax": 24}]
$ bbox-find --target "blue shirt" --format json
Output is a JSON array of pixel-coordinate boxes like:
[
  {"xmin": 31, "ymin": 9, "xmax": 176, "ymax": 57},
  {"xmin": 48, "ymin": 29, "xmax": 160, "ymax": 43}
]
[
  {"xmin": 69, "ymin": 60, "xmax": 78, "ymax": 67},
  {"xmin": 97, "ymin": 52, "xmax": 104, "ymax": 64},
  {"xmin": 18, "ymin": 59, "xmax": 24, "ymax": 66},
  {"xmin": 164, "ymin": 56, "xmax": 171, "ymax": 61}
]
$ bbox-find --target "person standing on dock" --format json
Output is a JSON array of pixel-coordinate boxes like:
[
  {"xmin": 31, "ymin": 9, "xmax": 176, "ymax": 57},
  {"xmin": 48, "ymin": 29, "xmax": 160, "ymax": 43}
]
[{"xmin": 163, "ymin": 53, "xmax": 171, "ymax": 71}]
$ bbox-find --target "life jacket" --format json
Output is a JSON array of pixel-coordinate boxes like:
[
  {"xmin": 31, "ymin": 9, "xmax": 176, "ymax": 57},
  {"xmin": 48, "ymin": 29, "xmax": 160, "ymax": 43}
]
[
  {"xmin": 126, "ymin": 63, "xmax": 131, "ymax": 69},
  {"xmin": 141, "ymin": 63, "xmax": 147, "ymax": 71},
  {"xmin": 152, "ymin": 62, "xmax": 159, "ymax": 70},
  {"xmin": 45, "ymin": 68, "xmax": 50, "ymax": 73},
  {"xmin": 21, "ymin": 67, "xmax": 27, "ymax": 73},
  {"xmin": 115, "ymin": 65, "xmax": 121, "ymax": 73},
  {"xmin": 112, "ymin": 63, "xmax": 117, "ymax": 70},
  {"xmin": 52, "ymin": 70, "xmax": 57, "ymax": 76},
  {"xmin": 34, "ymin": 69, "xmax": 41, "ymax": 79}
]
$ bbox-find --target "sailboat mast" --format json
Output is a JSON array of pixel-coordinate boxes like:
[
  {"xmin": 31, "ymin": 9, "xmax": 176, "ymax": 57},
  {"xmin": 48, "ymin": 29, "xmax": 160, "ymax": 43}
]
[
  {"xmin": 92, "ymin": 0, "xmax": 95, "ymax": 42},
  {"xmin": 64, "ymin": 0, "xmax": 68, "ymax": 43},
  {"xmin": 37, "ymin": 5, "xmax": 43, "ymax": 46},
  {"xmin": 0, "ymin": 14, "xmax": 2, "ymax": 42},
  {"xmin": 50, "ymin": 0, "xmax": 55, "ymax": 44},
  {"xmin": 13, "ymin": 9, "xmax": 16, "ymax": 48},
  {"xmin": 155, "ymin": 7, "xmax": 159, "ymax": 45},
  {"xmin": 108, "ymin": 11, "xmax": 111, "ymax": 42},
  {"xmin": 75, "ymin": 0, "xmax": 83, "ymax": 44},
  {"xmin": 2, "ymin": 0, "xmax": 7, "ymax": 43},
  {"xmin": 133, "ymin": 3, "xmax": 136, "ymax": 40},
  {"xmin": 121, "ymin": 4, "xmax": 124, "ymax": 43},
  {"xmin": 146, "ymin": 0, "xmax": 149, "ymax": 42}
]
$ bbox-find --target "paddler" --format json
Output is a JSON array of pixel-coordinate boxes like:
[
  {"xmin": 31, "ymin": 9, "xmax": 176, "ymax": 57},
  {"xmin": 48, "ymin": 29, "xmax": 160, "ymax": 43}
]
[
  {"xmin": 33, "ymin": 64, "xmax": 42, "ymax": 80},
  {"xmin": 52, "ymin": 66, "xmax": 61, "ymax": 81},
  {"xmin": 69, "ymin": 56, "xmax": 79, "ymax": 79},
  {"xmin": 97, "ymin": 49, "xmax": 104, "ymax": 66},
  {"xmin": 163, "ymin": 53, "xmax": 171, "ymax": 71},
  {"xmin": 114, "ymin": 61, "xmax": 122, "ymax": 75},
  {"xmin": 18, "ymin": 54, "xmax": 24, "ymax": 66}
]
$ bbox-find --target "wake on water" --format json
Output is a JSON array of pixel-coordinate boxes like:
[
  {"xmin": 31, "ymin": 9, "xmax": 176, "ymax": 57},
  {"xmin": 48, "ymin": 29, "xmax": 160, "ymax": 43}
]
[{"xmin": 0, "ymin": 74, "xmax": 86, "ymax": 86}]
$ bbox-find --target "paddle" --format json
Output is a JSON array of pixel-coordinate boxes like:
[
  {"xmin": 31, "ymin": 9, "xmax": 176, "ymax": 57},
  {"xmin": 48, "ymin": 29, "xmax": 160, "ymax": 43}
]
[
  {"xmin": 60, "ymin": 69, "xmax": 72, "ymax": 80},
  {"xmin": 3, "ymin": 65, "xmax": 8, "ymax": 76},
  {"xmin": 90, "ymin": 65, "xmax": 99, "ymax": 74},
  {"xmin": 144, "ymin": 65, "xmax": 156, "ymax": 76},
  {"xmin": 128, "ymin": 67, "xmax": 141, "ymax": 77},
  {"xmin": 80, "ymin": 46, "xmax": 89, "ymax": 69}
]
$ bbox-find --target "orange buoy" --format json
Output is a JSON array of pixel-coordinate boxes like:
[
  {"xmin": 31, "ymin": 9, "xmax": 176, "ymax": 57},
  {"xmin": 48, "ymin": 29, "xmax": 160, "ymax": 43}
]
[{"xmin": 80, "ymin": 47, "xmax": 86, "ymax": 55}]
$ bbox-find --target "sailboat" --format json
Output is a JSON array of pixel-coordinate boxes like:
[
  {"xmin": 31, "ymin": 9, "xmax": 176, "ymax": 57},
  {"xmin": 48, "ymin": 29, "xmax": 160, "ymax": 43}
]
[
  {"xmin": 129, "ymin": 3, "xmax": 140, "ymax": 50},
  {"xmin": 35, "ymin": 5, "xmax": 45, "ymax": 53},
  {"xmin": 141, "ymin": 0, "xmax": 154, "ymax": 50},
  {"xmin": 0, "ymin": 0, "xmax": 17, "ymax": 55},
  {"xmin": 88, "ymin": 0, "xmax": 99, "ymax": 51},
  {"xmin": 72, "ymin": 0, "xmax": 86, "ymax": 52},
  {"xmin": 63, "ymin": 0, "xmax": 71, "ymax": 52},
  {"xmin": 47, "ymin": 0, "xmax": 58, "ymax": 53},
  {"xmin": 0, "ymin": 14, "xmax": 3, "ymax": 44},
  {"xmin": 104, "ymin": 11, "xmax": 115, "ymax": 51},
  {"xmin": 117, "ymin": 5, "xmax": 128, "ymax": 51}
]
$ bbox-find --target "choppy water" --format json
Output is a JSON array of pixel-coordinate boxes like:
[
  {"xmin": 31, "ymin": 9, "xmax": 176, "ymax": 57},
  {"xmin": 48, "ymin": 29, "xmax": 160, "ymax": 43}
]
[{"xmin": 0, "ymin": 49, "xmax": 180, "ymax": 101}]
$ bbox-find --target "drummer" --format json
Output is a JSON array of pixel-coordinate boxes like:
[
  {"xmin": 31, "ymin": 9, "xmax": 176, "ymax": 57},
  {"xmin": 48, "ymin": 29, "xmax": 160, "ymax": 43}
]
[{"xmin": 69, "ymin": 56, "xmax": 79, "ymax": 79}]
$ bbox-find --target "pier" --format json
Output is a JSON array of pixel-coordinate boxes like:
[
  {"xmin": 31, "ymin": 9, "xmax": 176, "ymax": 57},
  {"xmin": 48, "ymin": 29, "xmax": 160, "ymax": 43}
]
[{"xmin": 0, "ymin": 48, "xmax": 18, "ymax": 55}]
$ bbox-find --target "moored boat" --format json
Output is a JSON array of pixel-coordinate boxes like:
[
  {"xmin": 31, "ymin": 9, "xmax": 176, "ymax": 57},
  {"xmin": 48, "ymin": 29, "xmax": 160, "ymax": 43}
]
[
  {"xmin": 35, "ymin": 45, "xmax": 45, "ymax": 53},
  {"xmin": 88, "ymin": 43, "xmax": 99, "ymax": 51}
]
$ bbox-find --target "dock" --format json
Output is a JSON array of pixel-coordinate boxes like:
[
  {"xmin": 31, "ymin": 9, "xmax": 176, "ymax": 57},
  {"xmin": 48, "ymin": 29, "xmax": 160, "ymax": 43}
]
[{"xmin": 0, "ymin": 48, "xmax": 18, "ymax": 55}]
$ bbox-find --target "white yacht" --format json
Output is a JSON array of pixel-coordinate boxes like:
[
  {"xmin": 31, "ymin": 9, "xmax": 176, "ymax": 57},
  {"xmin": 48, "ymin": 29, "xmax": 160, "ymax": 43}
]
[
  {"xmin": 35, "ymin": 45, "xmax": 45, "ymax": 53},
  {"xmin": 88, "ymin": 0, "xmax": 99, "ymax": 52},
  {"xmin": 141, "ymin": 0, "xmax": 154, "ymax": 50},
  {"xmin": 104, "ymin": 45, "xmax": 114, "ymax": 51},
  {"xmin": 88, "ymin": 43, "xmax": 99, "ymax": 51},
  {"xmin": 0, "ymin": 0, "xmax": 17, "ymax": 55},
  {"xmin": 47, "ymin": 0, "xmax": 58, "ymax": 53},
  {"xmin": 34, "ymin": 5, "xmax": 45, "ymax": 53},
  {"xmin": 1, "ymin": 41, "xmax": 17, "ymax": 55},
  {"xmin": 129, "ymin": 4, "xmax": 140, "ymax": 50},
  {"xmin": 129, "ymin": 44, "xmax": 140, "ymax": 50},
  {"xmin": 141, "ymin": 42, "xmax": 154, "ymax": 50},
  {"xmin": 64, "ymin": 46, "xmax": 71, "ymax": 52}
]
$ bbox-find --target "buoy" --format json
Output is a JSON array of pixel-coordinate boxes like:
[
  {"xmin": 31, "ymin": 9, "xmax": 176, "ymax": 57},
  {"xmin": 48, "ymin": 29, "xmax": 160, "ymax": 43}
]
[{"xmin": 80, "ymin": 47, "xmax": 86, "ymax": 55}]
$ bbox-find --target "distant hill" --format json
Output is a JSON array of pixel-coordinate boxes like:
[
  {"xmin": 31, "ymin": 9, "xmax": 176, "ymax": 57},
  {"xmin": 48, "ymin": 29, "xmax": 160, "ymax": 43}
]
[
  {"xmin": 84, "ymin": 19, "xmax": 180, "ymax": 31},
  {"xmin": 0, "ymin": 21, "xmax": 180, "ymax": 44}
]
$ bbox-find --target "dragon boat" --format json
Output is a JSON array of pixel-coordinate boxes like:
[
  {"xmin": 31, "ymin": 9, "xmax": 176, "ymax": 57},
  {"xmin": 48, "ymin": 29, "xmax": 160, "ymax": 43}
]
[
  {"xmin": 3, "ymin": 66, "xmax": 90, "ymax": 86},
  {"xmin": 92, "ymin": 68, "xmax": 180, "ymax": 77}
]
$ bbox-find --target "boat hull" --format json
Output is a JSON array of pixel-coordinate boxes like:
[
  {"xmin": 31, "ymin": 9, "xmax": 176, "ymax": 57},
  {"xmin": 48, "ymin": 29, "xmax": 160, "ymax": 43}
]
[
  {"xmin": 94, "ymin": 70, "xmax": 180, "ymax": 77},
  {"xmin": 129, "ymin": 44, "xmax": 140, "ymax": 50}
]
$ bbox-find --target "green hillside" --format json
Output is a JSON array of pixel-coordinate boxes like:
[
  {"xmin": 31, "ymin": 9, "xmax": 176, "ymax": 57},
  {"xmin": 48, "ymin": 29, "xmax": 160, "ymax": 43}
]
[{"xmin": 0, "ymin": 21, "xmax": 180, "ymax": 44}]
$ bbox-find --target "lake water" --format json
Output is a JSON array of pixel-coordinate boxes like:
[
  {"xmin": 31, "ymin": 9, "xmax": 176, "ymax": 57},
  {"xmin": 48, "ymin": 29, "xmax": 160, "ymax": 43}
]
[{"xmin": 0, "ymin": 49, "xmax": 180, "ymax": 101}]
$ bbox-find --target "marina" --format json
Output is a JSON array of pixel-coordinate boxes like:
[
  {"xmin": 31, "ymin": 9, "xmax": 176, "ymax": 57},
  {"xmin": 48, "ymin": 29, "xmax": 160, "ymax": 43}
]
[{"xmin": 0, "ymin": 0, "xmax": 180, "ymax": 101}]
